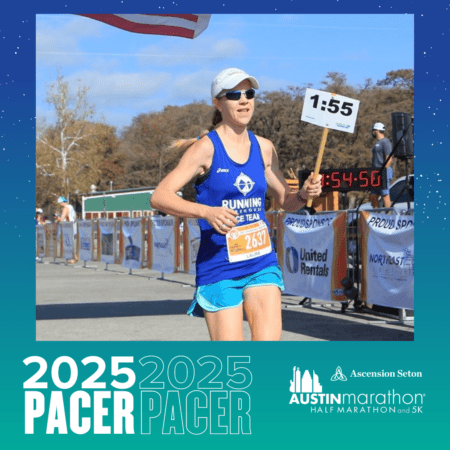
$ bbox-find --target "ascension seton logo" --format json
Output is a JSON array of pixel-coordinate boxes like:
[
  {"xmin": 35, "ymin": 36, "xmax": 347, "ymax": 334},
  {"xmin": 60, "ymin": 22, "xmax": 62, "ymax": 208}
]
[
  {"xmin": 233, "ymin": 172, "xmax": 255, "ymax": 196},
  {"xmin": 331, "ymin": 366, "xmax": 347, "ymax": 381}
]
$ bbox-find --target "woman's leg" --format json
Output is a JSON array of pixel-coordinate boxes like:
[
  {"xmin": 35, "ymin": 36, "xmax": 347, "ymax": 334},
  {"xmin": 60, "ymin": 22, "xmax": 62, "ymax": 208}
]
[
  {"xmin": 243, "ymin": 285, "xmax": 282, "ymax": 341},
  {"xmin": 204, "ymin": 306, "xmax": 245, "ymax": 341}
]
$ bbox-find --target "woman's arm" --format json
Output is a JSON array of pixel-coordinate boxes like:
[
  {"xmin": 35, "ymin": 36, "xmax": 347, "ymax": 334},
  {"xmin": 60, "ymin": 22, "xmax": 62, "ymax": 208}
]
[
  {"xmin": 256, "ymin": 136, "xmax": 322, "ymax": 212},
  {"xmin": 150, "ymin": 136, "xmax": 238, "ymax": 235}
]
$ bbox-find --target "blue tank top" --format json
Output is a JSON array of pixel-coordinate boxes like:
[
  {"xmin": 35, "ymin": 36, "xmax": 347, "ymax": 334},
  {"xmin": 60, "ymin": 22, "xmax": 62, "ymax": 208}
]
[{"xmin": 194, "ymin": 129, "xmax": 278, "ymax": 286}]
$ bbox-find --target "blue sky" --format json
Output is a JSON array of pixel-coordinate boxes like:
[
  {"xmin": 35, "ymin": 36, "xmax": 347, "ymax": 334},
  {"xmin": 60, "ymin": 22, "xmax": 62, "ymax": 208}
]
[{"xmin": 36, "ymin": 14, "xmax": 414, "ymax": 133}]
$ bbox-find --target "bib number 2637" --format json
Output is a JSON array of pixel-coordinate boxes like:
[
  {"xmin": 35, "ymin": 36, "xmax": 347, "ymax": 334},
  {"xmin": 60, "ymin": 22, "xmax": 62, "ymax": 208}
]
[{"xmin": 226, "ymin": 221, "xmax": 272, "ymax": 263}]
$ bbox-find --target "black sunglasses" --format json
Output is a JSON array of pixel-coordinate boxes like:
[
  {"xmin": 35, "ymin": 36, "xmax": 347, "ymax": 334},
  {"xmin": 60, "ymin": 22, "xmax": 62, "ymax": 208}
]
[{"xmin": 220, "ymin": 88, "xmax": 256, "ymax": 101}]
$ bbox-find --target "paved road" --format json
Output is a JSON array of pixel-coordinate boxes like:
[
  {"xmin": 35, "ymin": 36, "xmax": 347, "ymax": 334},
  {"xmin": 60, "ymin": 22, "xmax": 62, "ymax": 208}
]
[{"xmin": 36, "ymin": 258, "xmax": 414, "ymax": 341}]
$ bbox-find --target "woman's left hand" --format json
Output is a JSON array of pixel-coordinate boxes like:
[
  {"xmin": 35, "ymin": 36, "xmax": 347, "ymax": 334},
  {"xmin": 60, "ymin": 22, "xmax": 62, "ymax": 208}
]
[{"xmin": 299, "ymin": 172, "xmax": 322, "ymax": 200}]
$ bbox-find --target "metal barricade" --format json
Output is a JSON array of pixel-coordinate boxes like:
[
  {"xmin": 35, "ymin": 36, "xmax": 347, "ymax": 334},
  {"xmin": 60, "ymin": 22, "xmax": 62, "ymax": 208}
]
[{"xmin": 346, "ymin": 207, "xmax": 396, "ymax": 291}]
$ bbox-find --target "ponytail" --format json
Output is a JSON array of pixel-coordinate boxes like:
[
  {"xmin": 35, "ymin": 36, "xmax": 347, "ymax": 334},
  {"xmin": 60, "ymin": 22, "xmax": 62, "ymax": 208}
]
[
  {"xmin": 169, "ymin": 108, "xmax": 223, "ymax": 152},
  {"xmin": 211, "ymin": 109, "xmax": 223, "ymax": 128}
]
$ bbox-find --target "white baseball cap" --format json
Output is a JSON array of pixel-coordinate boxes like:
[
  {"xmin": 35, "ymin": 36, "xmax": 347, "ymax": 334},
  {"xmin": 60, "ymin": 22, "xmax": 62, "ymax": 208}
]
[
  {"xmin": 57, "ymin": 196, "xmax": 67, "ymax": 203},
  {"xmin": 372, "ymin": 122, "xmax": 385, "ymax": 131},
  {"xmin": 211, "ymin": 68, "xmax": 259, "ymax": 100}
]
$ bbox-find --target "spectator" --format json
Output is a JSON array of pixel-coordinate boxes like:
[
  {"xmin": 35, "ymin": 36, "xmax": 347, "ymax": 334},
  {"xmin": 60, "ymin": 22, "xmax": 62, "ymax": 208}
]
[
  {"xmin": 56, "ymin": 196, "xmax": 78, "ymax": 264},
  {"xmin": 370, "ymin": 122, "xmax": 394, "ymax": 208}
]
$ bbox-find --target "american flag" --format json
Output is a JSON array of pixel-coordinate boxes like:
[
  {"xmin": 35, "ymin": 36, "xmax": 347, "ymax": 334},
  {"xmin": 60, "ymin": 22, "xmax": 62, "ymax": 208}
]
[{"xmin": 77, "ymin": 14, "xmax": 211, "ymax": 39}]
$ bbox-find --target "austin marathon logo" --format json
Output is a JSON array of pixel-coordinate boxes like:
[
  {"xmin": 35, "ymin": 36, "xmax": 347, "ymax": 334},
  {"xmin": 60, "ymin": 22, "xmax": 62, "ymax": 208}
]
[
  {"xmin": 288, "ymin": 366, "xmax": 424, "ymax": 414},
  {"xmin": 289, "ymin": 366, "xmax": 323, "ymax": 393}
]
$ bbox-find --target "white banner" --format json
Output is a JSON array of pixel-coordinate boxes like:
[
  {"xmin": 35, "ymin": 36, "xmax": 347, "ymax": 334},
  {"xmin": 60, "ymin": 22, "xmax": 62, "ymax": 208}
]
[
  {"xmin": 360, "ymin": 212, "xmax": 414, "ymax": 310},
  {"xmin": 45, "ymin": 224, "xmax": 57, "ymax": 258},
  {"xmin": 150, "ymin": 216, "xmax": 176, "ymax": 273},
  {"xmin": 78, "ymin": 220, "xmax": 93, "ymax": 262},
  {"xmin": 36, "ymin": 225, "xmax": 46, "ymax": 258},
  {"xmin": 282, "ymin": 212, "xmax": 348, "ymax": 301},
  {"xmin": 99, "ymin": 219, "xmax": 116, "ymax": 264},
  {"xmin": 186, "ymin": 219, "xmax": 201, "ymax": 275},
  {"xmin": 61, "ymin": 222, "xmax": 75, "ymax": 261},
  {"xmin": 122, "ymin": 218, "xmax": 144, "ymax": 270}
]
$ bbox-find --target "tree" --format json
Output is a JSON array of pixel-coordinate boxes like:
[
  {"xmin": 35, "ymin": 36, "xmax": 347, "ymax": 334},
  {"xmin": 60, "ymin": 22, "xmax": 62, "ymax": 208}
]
[
  {"xmin": 36, "ymin": 69, "xmax": 97, "ymax": 205},
  {"xmin": 117, "ymin": 102, "xmax": 213, "ymax": 200},
  {"xmin": 376, "ymin": 69, "xmax": 414, "ymax": 90},
  {"xmin": 36, "ymin": 121, "xmax": 121, "ymax": 209}
]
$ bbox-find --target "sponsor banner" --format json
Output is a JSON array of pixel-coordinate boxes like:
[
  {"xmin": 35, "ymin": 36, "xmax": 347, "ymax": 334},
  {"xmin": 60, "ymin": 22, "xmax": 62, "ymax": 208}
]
[
  {"xmin": 36, "ymin": 225, "xmax": 45, "ymax": 258},
  {"xmin": 150, "ymin": 216, "xmax": 176, "ymax": 273},
  {"xmin": 78, "ymin": 220, "xmax": 93, "ymax": 262},
  {"xmin": 61, "ymin": 222, "xmax": 75, "ymax": 260},
  {"xmin": 282, "ymin": 212, "xmax": 347, "ymax": 301},
  {"xmin": 360, "ymin": 212, "xmax": 414, "ymax": 310},
  {"xmin": 45, "ymin": 224, "xmax": 57, "ymax": 258},
  {"xmin": 186, "ymin": 218, "xmax": 200, "ymax": 275},
  {"xmin": 99, "ymin": 219, "xmax": 116, "ymax": 264},
  {"xmin": 122, "ymin": 218, "xmax": 144, "ymax": 270}
]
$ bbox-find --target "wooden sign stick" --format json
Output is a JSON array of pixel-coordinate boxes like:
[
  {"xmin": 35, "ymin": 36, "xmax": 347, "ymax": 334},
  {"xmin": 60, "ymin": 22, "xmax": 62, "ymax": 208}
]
[{"xmin": 306, "ymin": 127, "xmax": 329, "ymax": 208}]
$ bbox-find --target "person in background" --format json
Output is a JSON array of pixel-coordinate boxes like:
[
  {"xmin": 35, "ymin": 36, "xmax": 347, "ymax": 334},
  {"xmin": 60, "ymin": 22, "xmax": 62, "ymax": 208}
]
[
  {"xmin": 56, "ymin": 196, "xmax": 78, "ymax": 264},
  {"xmin": 370, "ymin": 122, "xmax": 394, "ymax": 208},
  {"xmin": 36, "ymin": 208, "xmax": 45, "ymax": 225},
  {"xmin": 35, "ymin": 208, "xmax": 45, "ymax": 262},
  {"xmin": 151, "ymin": 67, "xmax": 322, "ymax": 341}
]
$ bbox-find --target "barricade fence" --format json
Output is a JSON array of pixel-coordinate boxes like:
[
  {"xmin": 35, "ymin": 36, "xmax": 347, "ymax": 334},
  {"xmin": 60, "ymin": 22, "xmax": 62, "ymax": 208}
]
[{"xmin": 36, "ymin": 209, "xmax": 414, "ymax": 314}]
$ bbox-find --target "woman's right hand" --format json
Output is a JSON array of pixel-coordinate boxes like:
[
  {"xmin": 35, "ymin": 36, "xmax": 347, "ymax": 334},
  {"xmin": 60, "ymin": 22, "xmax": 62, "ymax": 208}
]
[{"xmin": 204, "ymin": 206, "xmax": 239, "ymax": 235}]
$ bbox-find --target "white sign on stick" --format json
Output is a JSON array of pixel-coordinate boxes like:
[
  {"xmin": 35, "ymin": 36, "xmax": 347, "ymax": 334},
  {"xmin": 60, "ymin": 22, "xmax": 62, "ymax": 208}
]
[{"xmin": 301, "ymin": 88, "xmax": 360, "ymax": 133}]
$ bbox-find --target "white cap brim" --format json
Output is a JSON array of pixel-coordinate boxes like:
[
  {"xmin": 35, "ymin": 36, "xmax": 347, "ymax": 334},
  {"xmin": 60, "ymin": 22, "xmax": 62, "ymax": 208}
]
[{"xmin": 211, "ymin": 68, "xmax": 259, "ymax": 99}]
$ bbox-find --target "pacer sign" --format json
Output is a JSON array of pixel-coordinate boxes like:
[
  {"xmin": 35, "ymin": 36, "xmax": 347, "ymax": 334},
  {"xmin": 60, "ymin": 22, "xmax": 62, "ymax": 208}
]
[
  {"xmin": 301, "ymin": 88, "xmax": 360, "ymax": 133},
  {"xmin": 282, "ymin": 212, "xmax": 348, "ymax": 301}
]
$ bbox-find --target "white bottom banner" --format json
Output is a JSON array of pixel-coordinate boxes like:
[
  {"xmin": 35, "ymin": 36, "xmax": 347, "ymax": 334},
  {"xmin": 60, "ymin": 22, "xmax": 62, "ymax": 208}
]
[
  {"xmin": 282, "ymin": 212, "xmax": 347, "ymax": 301},
  {"xmin": 360, "ymin": 212, "xmax": 414, "ymax": 310}
]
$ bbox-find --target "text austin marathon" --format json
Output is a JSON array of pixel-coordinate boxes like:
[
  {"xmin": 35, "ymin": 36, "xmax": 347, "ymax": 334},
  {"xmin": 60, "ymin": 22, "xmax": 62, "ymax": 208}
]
[
  {"xmin": 24, "ymin": 356, "xmax": 252, "ymax": 435},
  {"xmin": 289, "ymin": 369, "xmax": 424, "ymax": 414}
]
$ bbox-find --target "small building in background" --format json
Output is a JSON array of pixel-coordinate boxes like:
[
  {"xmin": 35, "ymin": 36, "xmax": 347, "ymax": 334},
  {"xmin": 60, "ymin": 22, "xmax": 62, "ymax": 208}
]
[{"xmin": 81, "ymin": 187, "xmax": 183, "ymax": 219}]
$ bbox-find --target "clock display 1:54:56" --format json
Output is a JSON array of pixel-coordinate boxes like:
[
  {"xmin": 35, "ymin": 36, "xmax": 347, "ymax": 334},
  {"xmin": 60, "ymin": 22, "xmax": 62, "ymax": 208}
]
[{"xmin": 298, "ymin": 168, "xmax": 387, "ymax": 193}]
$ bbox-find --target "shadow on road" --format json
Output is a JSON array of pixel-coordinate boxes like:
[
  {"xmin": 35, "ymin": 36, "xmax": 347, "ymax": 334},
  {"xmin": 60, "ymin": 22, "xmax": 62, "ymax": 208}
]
[
  {"xmin": 281, "ymin": 307, "xmax": 413, "ymax": 341},
  {"xmin": 37, "ymin": 300, "xmax": 193, "ymax": 320},
  {"xmin": 37, "ymin": 300, "xmax": 413, "ymax": 341}
]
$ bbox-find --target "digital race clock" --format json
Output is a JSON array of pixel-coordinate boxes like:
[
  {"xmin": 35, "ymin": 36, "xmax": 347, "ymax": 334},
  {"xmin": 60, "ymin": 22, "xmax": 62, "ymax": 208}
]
[{"xmin": 298, "ymin": 168, "xmax": 387, "ymax": 193}]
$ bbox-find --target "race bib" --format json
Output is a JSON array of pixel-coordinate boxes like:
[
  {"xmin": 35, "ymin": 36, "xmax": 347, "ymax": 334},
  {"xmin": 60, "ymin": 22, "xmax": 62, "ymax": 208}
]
[{"xmin": 226, "ymin": 220, "xmax": 272, "ymax": 263}]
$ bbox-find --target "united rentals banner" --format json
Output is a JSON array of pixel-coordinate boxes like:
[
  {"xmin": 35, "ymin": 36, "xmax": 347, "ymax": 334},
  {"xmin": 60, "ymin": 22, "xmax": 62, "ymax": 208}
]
[
  {"xmin": 122, "ymin": 218, "xmax": 144, "ymax": 270},
  {"xmin": 359, "ymin": 212, "xmax": 414, "ymax": 310},
  {"xmin": 99, "ymin": 219, "xmax": 116, "ymax": 265},
  {"xmin": 149, "ymin": 216, "xmax": 176, "ymax": 273},
  {"xmin": 78, "ymin": 220, "xmax": 93, "ymax": 262},
  {"xmin": 60, "ymin": 222, "xmax": 75, "ymax": 261},
  {"xmin": 282, "ymin": 212, "xmax": 347, "ymax": 301}
]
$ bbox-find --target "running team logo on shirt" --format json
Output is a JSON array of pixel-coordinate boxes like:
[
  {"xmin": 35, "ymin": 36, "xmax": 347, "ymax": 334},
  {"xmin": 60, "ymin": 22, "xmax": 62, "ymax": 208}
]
[{"xmin": 233, "ymin": 172, "xmax": 255, "ymax": 196}]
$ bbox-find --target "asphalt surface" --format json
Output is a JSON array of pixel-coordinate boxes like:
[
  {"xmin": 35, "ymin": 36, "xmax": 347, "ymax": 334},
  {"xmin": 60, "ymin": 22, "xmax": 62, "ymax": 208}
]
[{"xmin": 36, "ymin": 258, "xmax": 414, "ymax": 341}]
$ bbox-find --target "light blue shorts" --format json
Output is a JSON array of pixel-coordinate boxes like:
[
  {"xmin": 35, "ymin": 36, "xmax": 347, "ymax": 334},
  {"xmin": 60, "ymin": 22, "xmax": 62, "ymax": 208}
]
[{"xmin": 187, "ymin": 265, "xmax": 284, "ymax": 318}]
